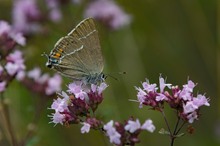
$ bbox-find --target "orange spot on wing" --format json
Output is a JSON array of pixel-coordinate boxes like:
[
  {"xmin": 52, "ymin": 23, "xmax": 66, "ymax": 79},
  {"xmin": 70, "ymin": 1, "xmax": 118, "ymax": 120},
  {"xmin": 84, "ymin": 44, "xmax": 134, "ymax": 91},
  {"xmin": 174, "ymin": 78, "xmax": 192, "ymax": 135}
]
[
  {"xmin": 55, "ymin": 53, "xmax": 61, "ymax": 57},
  {"xmin": 51, "ymin": 55, "xmax": 59, "ymax": 59},
  {"xmin": 58, "ymin": 48, "xmax": 63, "ymax": 52}
]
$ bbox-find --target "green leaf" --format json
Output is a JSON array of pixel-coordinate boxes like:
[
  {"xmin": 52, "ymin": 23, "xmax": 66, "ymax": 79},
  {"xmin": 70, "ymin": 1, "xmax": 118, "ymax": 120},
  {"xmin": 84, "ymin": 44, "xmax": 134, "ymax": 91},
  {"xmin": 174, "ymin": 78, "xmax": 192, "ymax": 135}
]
[{"xmin": 158, "ymin": 128, "xmax": 170, "ymax": 135}]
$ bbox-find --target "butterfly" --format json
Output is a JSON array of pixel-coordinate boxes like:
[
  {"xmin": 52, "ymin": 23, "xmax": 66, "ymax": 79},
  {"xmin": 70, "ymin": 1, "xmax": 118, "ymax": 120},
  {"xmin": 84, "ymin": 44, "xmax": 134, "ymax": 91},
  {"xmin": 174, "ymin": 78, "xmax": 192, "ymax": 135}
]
[{"xmin": 44, "ymin": 18, "xmax": 106, "ymax": 84}]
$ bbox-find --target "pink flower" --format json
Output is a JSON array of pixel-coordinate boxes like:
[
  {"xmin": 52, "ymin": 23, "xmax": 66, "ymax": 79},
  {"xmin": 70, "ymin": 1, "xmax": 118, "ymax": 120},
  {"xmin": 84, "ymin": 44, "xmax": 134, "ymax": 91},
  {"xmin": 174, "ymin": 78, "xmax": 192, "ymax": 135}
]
[
  {"xmin": 12, "ymin": 0, "xmax": 41, "ymax": 34},
  {"xmin": 0, "ymin": 81, "xmax": 6, "ymax": 92},
  {"xmin": 5, "ymin": 62, "xmax": 20, "ymax": 75},
  {"xmin": 81, "ymin": 122, "xmax": 91, "ymax": 134},
  {"xmin": 50, "ymin": 112, "xmax": 65, "ymax": 125},
  {"xmin": 0, "ymin": 21, "xmax": 11, "ymax": 35},
  {"xmin": 67, "ymin": 82, "xmax": 87, "ymax": 100},
  {"xmin": 6, "ymin": 50, "xmax": 24, "ymax": 64},
  {"xmin": 141, "ymin": 119, "xmax": 156, "ymax": 133},
  {"xmin": 9, "ymin": 31, "xmax": 26, "ymax": 46},
  {"xmin": 51, "ymin": 96, "xmax": 69, "ymax": 113},
  {"xmin": 84, "ymin": 0, "xmax": 130, "ymax": 29},
  {"xmin": 16, "ymin": 70, "xmax": 26, "ymax": 81},
  {"xmin": 45, "ymin": 74, "xmax": 62, "ymax": 95},
  {"xmin": 179, "ymin": 88, "xmax": 192, "ymax": 101},
  {"xmin": 104, "ymin": 120, "xmax": 121, "ymax": 145},
  {"xmin": 38, "ymin": 74, "xmax": 49, "ymax": 84},
  {"xmin": 187, "ymin": 111, "xmax": 198, "ymax": 123},
  {"xmin": 156, "ymin": 93, "xmax": 168, "ymax": 101},
  {"xmin": 193, "ymin": 94, "xmax": 210, "ymax": 107},
  {"xmin": 5, "ymin": 51, "xmax": 25, "ymax": 76},
  {"xmin": 91, "ymin": 82, "xmax": 108, "ymax": 95},
  {"xmin": 159, "ymin": 76, "xmax": 171, "ymax": 93},
  {"xmin": 45, "ymin": 0, "xmax": 62, "ymax": 22},
  {"xmin": 135, "ymin": 87, "xmax": 147, "ymax": 108},
  {"xmin": 27, "ymin": 67, "xmax": 41, "ymax": 81},
  {"xmin": 124, "ymin": 119, "xmax": 141, "ymax": 133},
  {"xmin": 183, "ymin": 101, "xmax": 198, "ymax": 114},
  {"xmin": 0, "ymin": 65, "xmax": 3, "ymax": 76},
  {"xmin": 49, "ymin": 8, "xmax": 62, "ymax": 22},
  {"xmin": 142, "ymin": 80, "xmax": 158, "ymax": 92},
  {"xmin": 183, "ymin": 80, "xmax": 196, "ymax": 93}
]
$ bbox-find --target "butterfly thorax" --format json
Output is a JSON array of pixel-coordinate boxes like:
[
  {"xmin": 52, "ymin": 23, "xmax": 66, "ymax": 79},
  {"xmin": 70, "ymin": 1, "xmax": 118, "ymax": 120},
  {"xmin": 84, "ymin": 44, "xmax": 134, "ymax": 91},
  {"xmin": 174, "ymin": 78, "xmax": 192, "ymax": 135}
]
[{"xmin": 84, "ymin": 72, "xmax": 106, "ymax": 84}]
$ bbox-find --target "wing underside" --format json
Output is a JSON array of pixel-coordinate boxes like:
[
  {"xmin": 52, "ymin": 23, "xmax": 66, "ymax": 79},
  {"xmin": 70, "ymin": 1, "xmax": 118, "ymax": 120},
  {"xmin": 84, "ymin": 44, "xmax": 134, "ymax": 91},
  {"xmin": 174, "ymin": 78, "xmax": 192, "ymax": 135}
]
[{"xmin": 51, "ymin": 18, "xmax": 104, "ymax": 79}]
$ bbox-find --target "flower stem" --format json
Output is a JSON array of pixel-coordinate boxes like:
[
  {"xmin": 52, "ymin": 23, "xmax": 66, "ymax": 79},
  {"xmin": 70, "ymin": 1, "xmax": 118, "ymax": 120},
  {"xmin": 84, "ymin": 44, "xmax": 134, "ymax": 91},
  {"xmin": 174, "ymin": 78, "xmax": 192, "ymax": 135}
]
[
  {"xmin": 160, "ymin": 109, "xmax": 172, "ymax": 136},
  {"xmin": 0, "ymin": 93, "xmax": 18, "ymax": 146}
]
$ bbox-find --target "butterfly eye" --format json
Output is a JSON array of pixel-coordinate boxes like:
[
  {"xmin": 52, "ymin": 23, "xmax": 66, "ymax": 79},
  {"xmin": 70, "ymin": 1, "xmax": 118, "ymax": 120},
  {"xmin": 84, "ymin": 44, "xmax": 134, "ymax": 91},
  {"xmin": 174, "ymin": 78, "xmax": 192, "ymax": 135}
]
[
  {"xmin": 46, "ymin": 62, "xmax": 52, "ymax": 68},
  {"xmin": 102, "ymin": 74, "xmax": 107, "ymax": 80}
]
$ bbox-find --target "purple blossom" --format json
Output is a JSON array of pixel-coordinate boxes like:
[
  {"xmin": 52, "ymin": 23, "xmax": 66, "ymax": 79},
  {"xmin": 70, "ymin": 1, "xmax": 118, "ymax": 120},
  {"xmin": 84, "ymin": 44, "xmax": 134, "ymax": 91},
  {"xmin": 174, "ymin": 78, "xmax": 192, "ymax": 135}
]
[
  {"xmin": 51, "ymin": 96, "xmax": 69, "ymax": 113},
  {"xmin": 156, "ymin": 93, "xmax": 168, "ymax": 101},
  {"xmin": 142, "ymin": 80, "xmax": 158, "ymax": 92},
  {"xmin": 6, "ymin": 50, "xmax": 24, "ymax": 63},
  {"xmin": 81, "ymin": 122, "xmax": 91, "ymax": 134},
  {"xmin": 187, "ymin": 111, "xmax": 198, "ymax": 123},
  {"xmin": 12, "ymin": 0, "xmax": 41, "ymax": 34},
  {"xmin": 0, "ymin": 21, "xmax": 26, "ymax": 46},
  {"xmin": 183, "ymin": 80, "xmax": 196, "ymax": 93},
  {"xmin": 141, "ymin": 119, "xmax": 156, "ymax": 133},
  {"xmin": 0, "ymin": 81, "xmax": 6, "ymax": 92},
  {"xmin": 38, "ymin": 73, "xmax": 50, "ymax": 84},
  {"xmin": 91, "ymin": 82, "xmax": 108, "ymax": 95},
  {"xmin": 50, "ymin": 112, "xmax": 65, "ymax": 125},
  {"xmin": 0, "ymin": 65, "xmax": 3, "ymax": 76},
  {"xmin": 135, "ymin": 87, "xmax": 147, "ymax": 108},
  {"xmin": 124, "ymin": 119, "xmax": 141, "ymax": 133},
  {"xmin": 159, "ymin": 76, "xmax": 172, "ymax": 93},
  {"xmin": 27, "ymin": 67, "xmax": 41, "ymax": 80},
  {"xmin": 45, "ymin": 74, "xmax": 62, "ymax": 95},
  {"xmin": 67, "ymin": 82, "xmax": 87, "ymax": 100},
  {"xmin": 104, "ymin": 120, "xmax": 121, "ymax": 145},
  {"xmin": 192, "ymin": 94, "xmax": 210, "ymax": 107},
  {"xmin": 183, "ymin": 101, "xmax": 198, "ymax": 114},
  {"xmin": 5, "ymin": 50, "xmax": 25, "ymax": 76},
  {"xmin": 135, "ymin": 75, "xmax": 210, "ymax": 124},
  {"xmin": 84, "ymin": 0, "xmax": 131, "ymax": 30},
  {"xmin": 5, "ymin": 62, "xmax": 21, "ymax": 75},
  {"xmin": 27, "ymin": 67, "xmax": 50, "ymax": 84},
  {"xmin": 45, "ymin": 0, "xmax": 62, "ymax": 22},
  {"xmin": 9, "ymin": 31, "xmax": 26, "ymax": 46},
  {"xmin": 179, "ymin": 88, "xmax": 193, "ymax": 101},
  {"xmin": 0, "ymin": 21, "xmax": 11, "ymax": 35},
  {"xmin": 16, "ymin": 70, "xmax": 26, "ymax": 81}
]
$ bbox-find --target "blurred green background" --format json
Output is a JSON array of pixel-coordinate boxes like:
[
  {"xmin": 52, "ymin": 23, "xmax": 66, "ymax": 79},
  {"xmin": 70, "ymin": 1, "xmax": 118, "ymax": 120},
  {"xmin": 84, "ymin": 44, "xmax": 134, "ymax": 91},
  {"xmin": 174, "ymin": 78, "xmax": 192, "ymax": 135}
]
[{"xmin": 0, "ymin": 0, "xmax": 219, "ymax": 146}]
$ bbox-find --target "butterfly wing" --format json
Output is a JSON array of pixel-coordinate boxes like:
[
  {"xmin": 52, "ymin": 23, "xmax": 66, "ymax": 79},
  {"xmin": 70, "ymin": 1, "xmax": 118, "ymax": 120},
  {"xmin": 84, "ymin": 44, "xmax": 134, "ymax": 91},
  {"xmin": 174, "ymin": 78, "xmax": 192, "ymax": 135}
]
[
  {"xmin": 67, "ymin": 18, "xmax": 104, "ymax": 75},
  {"xmin": 50, "ymin": 18, "xmax": 104, "ymax": 80}
]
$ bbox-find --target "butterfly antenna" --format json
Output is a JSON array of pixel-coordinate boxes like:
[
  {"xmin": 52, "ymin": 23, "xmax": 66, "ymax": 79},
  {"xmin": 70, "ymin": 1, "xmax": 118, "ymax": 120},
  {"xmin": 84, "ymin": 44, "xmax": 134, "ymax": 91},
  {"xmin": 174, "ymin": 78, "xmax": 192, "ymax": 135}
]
[
  {"xmin": 107, "ymin": 74, "xmax": 118, "ymax": 81},
  {"xmin": 41, "ymin": 52, "xmax": 49, "ymax": 59},
  {"xmin": 106, "ymin": 71, "xmax": 126, "ymax": 82}
]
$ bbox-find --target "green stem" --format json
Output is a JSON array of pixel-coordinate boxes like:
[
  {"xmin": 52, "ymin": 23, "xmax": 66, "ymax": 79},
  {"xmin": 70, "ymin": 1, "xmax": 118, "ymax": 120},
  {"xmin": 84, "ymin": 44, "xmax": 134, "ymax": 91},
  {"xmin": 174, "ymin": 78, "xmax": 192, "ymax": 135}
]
[{"xmin": 0, "ymin": 93, "xmax": 18, "ymax": 146}]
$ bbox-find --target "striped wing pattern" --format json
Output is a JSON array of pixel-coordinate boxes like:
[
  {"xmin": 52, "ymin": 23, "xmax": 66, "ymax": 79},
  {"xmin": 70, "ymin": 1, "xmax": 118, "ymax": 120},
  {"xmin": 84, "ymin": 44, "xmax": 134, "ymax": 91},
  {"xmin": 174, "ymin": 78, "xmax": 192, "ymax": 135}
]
[{"xmin": 50, "ymin": 18, "xmax": 104, "ymax": 80}]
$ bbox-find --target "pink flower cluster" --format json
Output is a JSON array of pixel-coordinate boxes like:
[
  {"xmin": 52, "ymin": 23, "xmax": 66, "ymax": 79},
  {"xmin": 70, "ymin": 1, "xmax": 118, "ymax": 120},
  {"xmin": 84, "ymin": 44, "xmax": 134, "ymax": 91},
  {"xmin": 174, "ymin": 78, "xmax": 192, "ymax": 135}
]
[
  {"xmin": 80, "ymin": 117, "xmax": 155, "ymax": 146},
  {"xmin": 0, "ymin": 20, "xmax": 26, "ymax": 50},
  {"xmin": 5, "ymin": 50, "xmax": 25, "ymax": 77},
  {"xmin": 11, "ymin": 0, "xmax": 131, "ymax": 34},
  {"xmin": 84, "ymin": 0, "xmax": 131, "ymax": 30},
  {"xmin": 101, "ymin": 118, "xmax": 155, "ymax": 145},
  {"xmin": 49, "ymin": 81, "xmax": 156, "ymax": 145},
  {"xmin": 0, "ymin": 20, "xmax": 62, "ymax": 96},
  {"xmin": 135, "ymin": 76, "xmax": 210, "ymax": 123},
  {"xmin": 0, "ymin": 21, "xmax": 26, "ymax": 93},
  {"xmin": 22, "ymin": 67, "xmax": 62, "ymax": 96},
  {"xmin": 49, "ymin": 81, "xmax": 108, "ymax": 125},
  {"xmin": 12, "ymin": 0, "xmax": 42, "ymax": 34}
]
